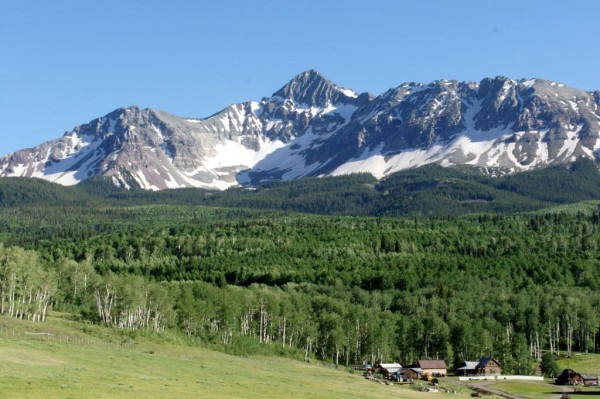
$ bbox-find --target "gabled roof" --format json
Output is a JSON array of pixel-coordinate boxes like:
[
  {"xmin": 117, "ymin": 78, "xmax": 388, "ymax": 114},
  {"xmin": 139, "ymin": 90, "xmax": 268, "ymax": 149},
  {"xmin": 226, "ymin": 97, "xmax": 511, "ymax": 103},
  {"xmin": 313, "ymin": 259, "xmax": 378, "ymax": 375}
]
[
  {"xmin": 379, "ymin": 363, "xmax": 402, "ymax": 369},
  {"xmin": 407, "ymin": 367, "xmax": 423, "ymax": 373},
  {"xmin": 478, "ymin": 357, "xmax": 501, "ymax": 368},
  {"xmin": 457, "ymin": 361, "xmax": 480, "ymax": 370},
  {"xmin": 378, "ymin": 363, "xmax": 402, "ymax": 373},
  {"xmin": 417, "ymin": 360, "xmax": 447, "ymax": 369}
]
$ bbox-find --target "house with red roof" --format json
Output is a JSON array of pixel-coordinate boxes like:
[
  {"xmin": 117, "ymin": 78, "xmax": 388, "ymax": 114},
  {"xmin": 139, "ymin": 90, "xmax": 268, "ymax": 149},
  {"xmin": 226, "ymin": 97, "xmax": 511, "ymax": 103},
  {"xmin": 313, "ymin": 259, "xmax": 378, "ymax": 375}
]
[{"xmin": 417, "ymin": 359, "xmax": 447, "ymax": 377}]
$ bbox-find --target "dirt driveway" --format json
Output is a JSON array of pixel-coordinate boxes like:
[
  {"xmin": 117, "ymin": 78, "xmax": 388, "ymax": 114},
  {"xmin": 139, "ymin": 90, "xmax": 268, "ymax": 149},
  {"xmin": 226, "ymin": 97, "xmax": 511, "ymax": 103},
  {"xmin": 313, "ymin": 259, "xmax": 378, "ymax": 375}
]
[{"xmin": 463, "ymin": 379, "xmax": 575, "ymax": 399}]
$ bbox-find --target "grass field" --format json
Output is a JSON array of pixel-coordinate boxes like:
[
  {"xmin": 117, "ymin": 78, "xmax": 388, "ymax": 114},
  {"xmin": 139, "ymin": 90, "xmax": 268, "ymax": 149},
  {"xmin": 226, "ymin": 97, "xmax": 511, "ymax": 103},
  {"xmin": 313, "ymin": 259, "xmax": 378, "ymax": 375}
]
[
  {"xmin": 0, "ymin": 315, "xmax": 471, "ymax": 399},
  {"xmin": 487, "ymin": 381, "xmax": 563, "ymax": 399},
  {"xmin": 486, "ymin": 353, "xmax": 600, "ymax": 399},
  {"xmin": 556, "ymin": 353, "xmax": 600, "ymax": 376},
  {"xmin": 4, "ymin": 315, "xmax": 600, "ymax": 399}
]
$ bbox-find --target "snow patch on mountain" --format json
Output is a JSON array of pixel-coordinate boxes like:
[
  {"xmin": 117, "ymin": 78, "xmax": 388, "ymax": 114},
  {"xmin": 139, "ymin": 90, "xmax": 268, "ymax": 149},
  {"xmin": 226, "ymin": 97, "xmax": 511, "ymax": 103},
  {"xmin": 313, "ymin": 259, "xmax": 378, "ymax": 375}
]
[
  {"xmin": 339, "ymin": 87, "xmax": 359, "ymax": 98},
  {"xmin": 203, "ymin": 137, "xmax": 286, "ymax": 171},
  {"xmin": 3, "ymin": 71, "xmax": 600, "ymax": 190}
]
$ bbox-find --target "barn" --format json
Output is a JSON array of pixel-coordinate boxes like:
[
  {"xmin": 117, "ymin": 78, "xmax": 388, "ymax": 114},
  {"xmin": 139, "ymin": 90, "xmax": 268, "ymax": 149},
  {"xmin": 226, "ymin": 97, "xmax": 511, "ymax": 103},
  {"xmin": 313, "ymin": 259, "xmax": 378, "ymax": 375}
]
[{"xmin": 417, "ymin": 360, "xmax": 447, "ymax": 377}]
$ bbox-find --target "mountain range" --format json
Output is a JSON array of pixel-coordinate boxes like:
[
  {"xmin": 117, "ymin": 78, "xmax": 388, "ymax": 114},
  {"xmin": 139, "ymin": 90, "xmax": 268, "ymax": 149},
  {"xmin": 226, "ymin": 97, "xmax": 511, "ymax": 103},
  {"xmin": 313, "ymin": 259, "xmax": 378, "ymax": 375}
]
[{"xmin": 1, "ymin": 70, "xmax": 600, "ymax": 190}]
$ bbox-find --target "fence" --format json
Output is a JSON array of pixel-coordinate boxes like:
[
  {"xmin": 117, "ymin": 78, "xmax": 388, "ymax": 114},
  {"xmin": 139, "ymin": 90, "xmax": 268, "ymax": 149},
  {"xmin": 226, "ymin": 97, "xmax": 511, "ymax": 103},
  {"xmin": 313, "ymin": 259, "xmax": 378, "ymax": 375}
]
[
  {"xmin": 459, "ymin": 375, "xmax": 545, "ymax": 381},
  {"xmin": 0, "ymin": 324, "xmax": 297, "ymax": 365},
  {"xmin": 0, "ymin": 324, "xmax": 213, "ymax": 360}
]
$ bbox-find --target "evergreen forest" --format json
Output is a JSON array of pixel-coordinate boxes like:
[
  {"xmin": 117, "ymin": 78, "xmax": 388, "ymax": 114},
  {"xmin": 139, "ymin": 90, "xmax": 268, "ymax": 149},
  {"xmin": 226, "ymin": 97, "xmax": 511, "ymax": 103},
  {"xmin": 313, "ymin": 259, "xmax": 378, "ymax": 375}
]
[{"xmin": 1, "ymin": 162, "xmax": 600, "ymax": 375}]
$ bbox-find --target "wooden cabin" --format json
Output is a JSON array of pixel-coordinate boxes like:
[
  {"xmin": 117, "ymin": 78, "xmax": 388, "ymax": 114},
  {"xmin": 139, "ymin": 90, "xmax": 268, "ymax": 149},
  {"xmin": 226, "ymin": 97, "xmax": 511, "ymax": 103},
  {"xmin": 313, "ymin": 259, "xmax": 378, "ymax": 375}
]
[
  {"xmin": 556, "ymin": 369, "xmax": 599, "ymax": 386},
  {"xmin": 476, "ymin": 357, "xmax": 502, "ymax": 376},
  {"xmin": 556, "ymin": 369, "xmax": 583, "ymax": 385},
  {"xmin": 456, "ymin": 358, "xmax": 502, "ymax": 376}
]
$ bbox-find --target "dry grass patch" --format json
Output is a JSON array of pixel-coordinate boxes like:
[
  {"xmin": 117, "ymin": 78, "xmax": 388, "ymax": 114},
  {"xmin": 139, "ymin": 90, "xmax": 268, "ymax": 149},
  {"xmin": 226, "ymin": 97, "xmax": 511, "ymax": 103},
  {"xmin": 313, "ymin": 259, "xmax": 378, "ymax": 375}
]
[{"xmin": 0, "ymin": 346, "xmax": 67, "ymax": 367}]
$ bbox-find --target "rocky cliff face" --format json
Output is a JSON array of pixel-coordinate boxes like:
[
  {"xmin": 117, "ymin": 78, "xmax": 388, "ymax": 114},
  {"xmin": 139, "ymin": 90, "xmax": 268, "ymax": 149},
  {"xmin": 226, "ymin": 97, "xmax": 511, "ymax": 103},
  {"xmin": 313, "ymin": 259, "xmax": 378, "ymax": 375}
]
[{"xmin": 1, "ymin": 71, "xmax": 599, "ymax": 190}]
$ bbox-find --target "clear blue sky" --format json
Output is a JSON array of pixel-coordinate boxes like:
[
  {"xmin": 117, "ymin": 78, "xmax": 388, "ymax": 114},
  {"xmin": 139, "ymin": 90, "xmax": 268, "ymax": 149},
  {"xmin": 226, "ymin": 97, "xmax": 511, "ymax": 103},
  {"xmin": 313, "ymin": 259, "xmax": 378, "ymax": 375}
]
[{"xmin": 1, "ymin": 0, "xmax": 599, "ymax": 156}]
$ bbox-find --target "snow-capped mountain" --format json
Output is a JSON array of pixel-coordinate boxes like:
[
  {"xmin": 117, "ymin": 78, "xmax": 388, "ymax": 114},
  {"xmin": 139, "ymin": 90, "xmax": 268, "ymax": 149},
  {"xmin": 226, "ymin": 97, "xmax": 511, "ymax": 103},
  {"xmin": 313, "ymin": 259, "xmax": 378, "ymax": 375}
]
[{"xmin": 1, "ymin": 70, "xmax": 600, "ymax": 190}]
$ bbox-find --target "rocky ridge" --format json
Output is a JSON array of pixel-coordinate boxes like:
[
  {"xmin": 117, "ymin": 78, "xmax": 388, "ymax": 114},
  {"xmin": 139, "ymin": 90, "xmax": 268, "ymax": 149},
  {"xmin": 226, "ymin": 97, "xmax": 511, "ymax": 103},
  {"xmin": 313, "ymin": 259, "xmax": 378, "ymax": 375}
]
[{"xmin": 1, "ymin": 70, "xmax": 599, "ymax": 190}]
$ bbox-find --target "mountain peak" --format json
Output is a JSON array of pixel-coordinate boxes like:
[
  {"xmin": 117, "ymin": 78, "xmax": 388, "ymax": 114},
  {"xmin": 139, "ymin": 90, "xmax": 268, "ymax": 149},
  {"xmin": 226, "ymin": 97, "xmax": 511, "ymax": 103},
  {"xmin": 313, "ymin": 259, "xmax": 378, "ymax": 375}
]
[
  {"xmin": 296, "ymin": 69, "xmax": 323, "ymax": 80},
  {"xmin": 272, "ymin": 70, "xmax": 358, "ymax": 106},
  {"xmin": 2, "ymin": 73, "xmax": 600, "ymax": 191},
  {"xmin": 284, "ymin": 69, "xmax": 328, "ymax": 88}
]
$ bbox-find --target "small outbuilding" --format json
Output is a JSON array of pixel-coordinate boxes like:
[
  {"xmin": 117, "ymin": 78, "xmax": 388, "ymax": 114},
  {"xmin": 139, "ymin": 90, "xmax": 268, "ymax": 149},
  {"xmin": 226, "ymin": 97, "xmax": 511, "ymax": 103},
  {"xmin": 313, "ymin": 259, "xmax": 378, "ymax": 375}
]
[
  {"xmin": 376, "ymin": 363, "xmax": 402, "ymax": 379},
  {"xmin": 582, "ymin": 374, "xmax": 599, "ymax": 386},
  {"xmin": 403, "ymin": 367, "xmax": 423, "ymax": 380}
]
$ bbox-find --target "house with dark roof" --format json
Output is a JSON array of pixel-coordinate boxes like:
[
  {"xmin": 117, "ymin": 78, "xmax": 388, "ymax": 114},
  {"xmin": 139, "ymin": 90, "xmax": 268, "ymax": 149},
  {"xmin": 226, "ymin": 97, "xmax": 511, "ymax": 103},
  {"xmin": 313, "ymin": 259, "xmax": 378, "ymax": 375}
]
[
  {"xmin": 556, "ymin": 369, "xmax": 599, "ymax": 386},
  {"xmin": 456, "ymin": 357, "xmax": 502, "ymax": 376},
  {"xmin": 477, "ymin": 357, "xmax": 501, "ymax": 376},
  {"xmin": 556, "ymin": 369, "xmax": 583, "ymax": 385}
]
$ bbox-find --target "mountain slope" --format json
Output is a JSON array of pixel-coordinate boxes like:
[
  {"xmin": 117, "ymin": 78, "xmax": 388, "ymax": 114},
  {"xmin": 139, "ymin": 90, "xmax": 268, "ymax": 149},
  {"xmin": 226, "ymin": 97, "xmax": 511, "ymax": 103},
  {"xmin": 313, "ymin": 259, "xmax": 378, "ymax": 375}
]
[
  {"xmin": 1, "ymin": 71, "xmax": 600, "ymax": 190},
  {"xmin": 4, "ymin": 160, "xmax": 600, "ymax": 218}
]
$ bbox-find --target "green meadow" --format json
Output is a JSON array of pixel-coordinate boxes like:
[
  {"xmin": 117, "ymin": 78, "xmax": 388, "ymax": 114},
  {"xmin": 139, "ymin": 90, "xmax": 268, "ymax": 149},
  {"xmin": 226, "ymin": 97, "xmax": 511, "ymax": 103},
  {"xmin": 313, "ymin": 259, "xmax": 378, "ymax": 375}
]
[
  {"xmin": 485, "ymin": 355, "xmax": 600, "ymax": 399},
  {"xmin": 0, "ymin": 315, "xmax": 468, "ymax": 399},
  {"xmin": 556, "ymin": 354, "xmax": 600, "ymax": 376},
  {"xmin": 5, "ymin": 314, "xmax": 600, "ymax": 398},
  {"xmin": 486, "ymin": 381, "xmax": 562, "ymax": 399}
]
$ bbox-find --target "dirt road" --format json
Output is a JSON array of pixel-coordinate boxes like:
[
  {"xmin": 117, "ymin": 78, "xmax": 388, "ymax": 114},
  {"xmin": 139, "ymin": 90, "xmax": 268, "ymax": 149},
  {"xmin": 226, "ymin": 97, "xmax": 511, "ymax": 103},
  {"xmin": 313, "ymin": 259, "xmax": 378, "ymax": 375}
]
[{"xmin": 465, "ymin": 380, "xmax": 575, "ymax": 399}]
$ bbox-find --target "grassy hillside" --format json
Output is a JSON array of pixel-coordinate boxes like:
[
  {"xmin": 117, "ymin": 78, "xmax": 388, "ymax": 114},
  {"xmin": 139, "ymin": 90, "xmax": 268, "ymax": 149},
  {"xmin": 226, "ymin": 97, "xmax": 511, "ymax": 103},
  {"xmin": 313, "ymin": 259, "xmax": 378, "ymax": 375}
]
[
  {"xmin": 556, "ymin": 354, "xmax": 600, "ymax": 376},
  {"xmin": 0, "ymin": 315, "xmax": 466, "ymax": 399},
  {"xmin": 4, "ymin": 313, "xmax": 600, "ymax": 399}
]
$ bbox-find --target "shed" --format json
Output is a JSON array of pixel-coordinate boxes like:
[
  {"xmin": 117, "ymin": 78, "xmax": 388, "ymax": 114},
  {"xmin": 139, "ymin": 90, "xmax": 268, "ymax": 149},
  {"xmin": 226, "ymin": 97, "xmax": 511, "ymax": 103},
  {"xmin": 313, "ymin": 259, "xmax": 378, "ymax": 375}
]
[
  {"xmin": 376, "ymin": 363, "xmax": 402, "ymax": 379},
  {"xmin": 582, "ymin": 374, "xmax": 599, "ymax": 386},
  {"xmin": 403, "ymin": 367, "xmax": 423, "ymax": 380}
]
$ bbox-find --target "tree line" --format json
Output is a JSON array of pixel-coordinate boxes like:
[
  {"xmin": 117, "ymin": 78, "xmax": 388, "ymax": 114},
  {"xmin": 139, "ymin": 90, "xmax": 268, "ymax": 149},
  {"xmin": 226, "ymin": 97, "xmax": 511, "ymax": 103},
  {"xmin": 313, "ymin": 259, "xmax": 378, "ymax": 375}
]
[
  {"xmin": 1, "ymin": 201, "xmax": 600, "ymax": 373},
  {"xmin": 5, "ymin": 158, "xmax": 600, "ymax": 218}
]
